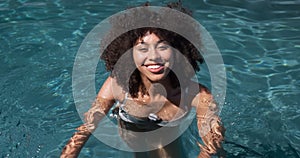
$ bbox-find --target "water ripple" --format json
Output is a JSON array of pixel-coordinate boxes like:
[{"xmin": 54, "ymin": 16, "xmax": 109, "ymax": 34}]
[{"xmin": 0, "ymin": 0, "xmax": 299, "ymax": 157}]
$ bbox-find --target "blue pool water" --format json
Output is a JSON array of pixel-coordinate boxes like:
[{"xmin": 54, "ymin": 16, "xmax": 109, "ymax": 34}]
[{"xmin": 0, "ymin": 0, "xmax": 299, "ymax": 157}]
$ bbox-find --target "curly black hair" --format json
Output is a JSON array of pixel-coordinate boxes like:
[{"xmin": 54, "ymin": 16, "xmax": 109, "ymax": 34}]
[{"xmin": 100, "ymin": 1, "xmax": 204, "ymax": 97}]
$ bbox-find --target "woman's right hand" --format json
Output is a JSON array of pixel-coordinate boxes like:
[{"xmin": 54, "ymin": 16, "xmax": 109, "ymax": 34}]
[{"xmin": 60, "ymin": 77, "xmax": 116, "ymax": 158}]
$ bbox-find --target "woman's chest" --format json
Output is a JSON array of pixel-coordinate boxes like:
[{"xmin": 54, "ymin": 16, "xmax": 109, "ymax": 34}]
[{"xmin": 121, "ymin": 95, "xmax": 189, "ymax": 121}]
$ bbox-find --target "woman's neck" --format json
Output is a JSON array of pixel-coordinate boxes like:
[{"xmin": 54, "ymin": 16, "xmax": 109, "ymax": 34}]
[{"xmin": 140, "ymin": 74, "xmax": 176, "ymax": 97}]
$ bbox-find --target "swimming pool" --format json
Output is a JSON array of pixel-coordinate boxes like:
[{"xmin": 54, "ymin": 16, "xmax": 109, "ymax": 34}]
[{"xmin": 0, "ymin": 0, "xmax": 299, "ymax": 157}]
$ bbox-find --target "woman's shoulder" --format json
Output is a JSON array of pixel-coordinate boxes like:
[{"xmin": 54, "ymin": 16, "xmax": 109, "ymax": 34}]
[
  {"xmin": 97, "ymin": 76, "xmax": 126, "ymax": 102},
  {"xmin": 190, "ymin": 82, "xmax": 213, "ymax": 107}
]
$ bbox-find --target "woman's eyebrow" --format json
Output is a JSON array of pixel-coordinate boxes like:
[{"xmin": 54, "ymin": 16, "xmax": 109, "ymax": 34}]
[
  {"xmin": 136, "ymin": 39, "xmax": 168, "ymax": 45},
  {"xmin": 158, "ymin": 40, "xmax": 171, "ymax": 46}
]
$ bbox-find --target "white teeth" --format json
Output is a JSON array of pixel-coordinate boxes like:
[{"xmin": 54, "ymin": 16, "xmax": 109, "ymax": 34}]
[{"xmin": 147, "ymin": 65, "xmax": 161, "ymax": 69}]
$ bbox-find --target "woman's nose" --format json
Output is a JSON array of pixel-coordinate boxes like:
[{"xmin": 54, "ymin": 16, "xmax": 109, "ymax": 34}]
[{"xmin": 148, "ymin": 47, "xmax": 160, "ymax": 60}]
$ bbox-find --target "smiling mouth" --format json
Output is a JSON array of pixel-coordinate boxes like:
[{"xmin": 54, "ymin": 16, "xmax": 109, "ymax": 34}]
[{"xmin": 144, "ymin": 64, "xmax": 164, "ymax": 73}]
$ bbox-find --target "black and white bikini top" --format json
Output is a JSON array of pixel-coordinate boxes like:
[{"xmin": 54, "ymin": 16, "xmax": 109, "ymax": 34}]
[{"xmin": 114, "ymin": 87, "xmax": 191, "ymax": 127}]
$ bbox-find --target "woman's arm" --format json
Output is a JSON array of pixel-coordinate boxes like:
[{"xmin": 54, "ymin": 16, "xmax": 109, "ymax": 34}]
[
  {"xmin": 60, "ymin": 77, "xmax": 116, "ymax": 158},
  {"xmin": 192, "ymin": 85, "xmax": 226, "ymax": 158}
]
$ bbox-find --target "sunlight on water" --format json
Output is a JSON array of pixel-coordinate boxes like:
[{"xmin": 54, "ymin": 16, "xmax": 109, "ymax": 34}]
[{"xmin": 0, "ymin": 0, "xmax": 299, "ymax": 157}]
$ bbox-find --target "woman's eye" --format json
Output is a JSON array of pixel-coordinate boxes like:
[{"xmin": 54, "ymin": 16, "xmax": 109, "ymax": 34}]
[
  {"xmin": 157, "ymin": 45, "xmax": 169, "ymax": 51},
  {"xmin": 138, "ymin": 48, "xmax": 148, "ymax": 52}
]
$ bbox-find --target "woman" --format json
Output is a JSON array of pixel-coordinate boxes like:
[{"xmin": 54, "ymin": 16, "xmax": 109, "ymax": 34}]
[{"xmin": 61, "ymin": 2, "xmax": 225, "ymax": 158}]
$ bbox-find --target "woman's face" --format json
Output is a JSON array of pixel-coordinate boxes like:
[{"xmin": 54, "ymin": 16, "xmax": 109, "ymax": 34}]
[{"xmin": 133, "ymin": 32, "xmax": 174, "ymax": 82}]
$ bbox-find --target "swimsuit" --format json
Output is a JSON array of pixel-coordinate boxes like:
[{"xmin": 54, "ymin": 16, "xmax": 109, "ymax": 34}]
[
  {"xmin": 112, "ymin": 87, "xmax": 191, "ymax": 129},
  {"xmin": 112, "ymin": 87, "xmax": 194, "ymax": 155}
]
